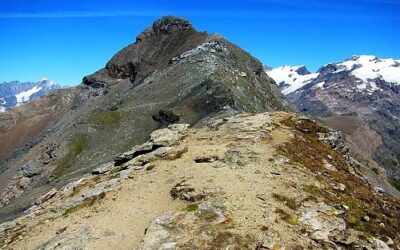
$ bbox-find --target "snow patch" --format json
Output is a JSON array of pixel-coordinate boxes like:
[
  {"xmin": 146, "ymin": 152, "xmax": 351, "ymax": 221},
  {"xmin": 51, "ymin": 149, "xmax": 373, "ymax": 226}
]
[
  {"xmin": 266, "ymin": 65, "xmax": 319, "ymax": 94},
  {"xmin": 15, "ymin": 86, "xmax": 42, "ymax": 105},
  {"xmin": 315, "ymin": 81, "xmax": 325, "ymax": 89},
  {"xmin": 338, "ymin": 55, "xmax": 400, "ymax": 84},
  {"xmin": 0, "ymin": 106, "xmax": 5, "ymax": 112}
]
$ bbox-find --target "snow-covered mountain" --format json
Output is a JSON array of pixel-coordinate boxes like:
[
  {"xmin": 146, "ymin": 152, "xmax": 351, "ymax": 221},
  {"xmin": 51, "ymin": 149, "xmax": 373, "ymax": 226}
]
[
  {"xmin": 266, "ymin": 55, "xmax": 400, "ymax": 189},
  {"xmin": 0, "ymin": 78, "xmax": 60, "ymax": 112},
  {"xmin": 266, "ymin": 55, "xmax": 400, "ymax": 95},
  {"xmin": 265, "ymin": 65, "xmax": 318, "ymax": 94}
]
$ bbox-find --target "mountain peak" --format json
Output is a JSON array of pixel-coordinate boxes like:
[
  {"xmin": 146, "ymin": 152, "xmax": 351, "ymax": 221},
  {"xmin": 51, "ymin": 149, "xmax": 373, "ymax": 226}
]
[
  {"xmin": 151, "ymin": 16, "xmax": 192, "ymax": 34},
  {"xmin": 265, "ymin": 65, "xmax": 318, "ymax": 94}
]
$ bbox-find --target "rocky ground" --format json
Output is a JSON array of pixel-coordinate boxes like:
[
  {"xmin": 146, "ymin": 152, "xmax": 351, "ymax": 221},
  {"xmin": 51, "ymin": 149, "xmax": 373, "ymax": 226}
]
[{"xmin": 1, "ymin": 112, "xmax": 398, "ymax": 249}]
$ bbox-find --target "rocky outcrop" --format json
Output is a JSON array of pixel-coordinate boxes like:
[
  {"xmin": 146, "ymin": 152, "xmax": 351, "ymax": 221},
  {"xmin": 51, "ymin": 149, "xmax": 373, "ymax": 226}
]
[{"xmin": 0, "ymin": 112, "xmax": 398, "ymax": 249}]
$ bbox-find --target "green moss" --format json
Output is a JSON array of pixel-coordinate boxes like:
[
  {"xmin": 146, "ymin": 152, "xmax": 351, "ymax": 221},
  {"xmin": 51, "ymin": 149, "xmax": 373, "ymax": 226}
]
[
  {"xmin": 0, "ymin": 239, "xmax": 5, "ymax": 248},
  {"xmin": 289, "ymin": 161, "xmax": 305, "ymax": 168},
  {"xmin": 273, "ymin": 193, "xmax": 299, "ymax": 210},
  {"xmin": 371, "ymin": 167, "xmax": 379, "ymax": 175},
  {"xmin": 276, "ymin": 149, "xmax": 290, "ymax": 158},
  {"xmin": 183, "ymin": 203, "xmax": 199, "ymax": 212},
  {"xmin": 301, "ymin": 185, "xmax": 321, "ymax": 195},
  {"xmin": 287, "ymin": 215, "xmax": 299, "ymax": 226},
  {"xmin": 389, "ymin": 177, "xmax": 400, "ymax": 191},
  {"xmin": 89, "ymin": 110, "xmax": 121, "ymax": 127},
  {"xmin": 52, "ymin": 134, "xmax": 87, "ymax": 178},
  {"xmin": 275, "ymin": 208, "xmax": 298, "ymax": 226}
]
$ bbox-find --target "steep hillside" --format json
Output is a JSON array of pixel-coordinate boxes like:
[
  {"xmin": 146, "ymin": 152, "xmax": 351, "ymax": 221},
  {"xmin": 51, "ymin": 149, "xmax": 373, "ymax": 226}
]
[
  {"xmin": 266, "ymin": 55, "xmax": 400, "ymax": 195},
  {"xmin": 0, "ymin": 78, "xmax": 60, "ymax": 112},
  {"xmin": 0, "ymin": 112, "xmax": 398, "ymax": 249},
  {"xmin": 0, "ymin": 16, "xmax": 290, "ymax": 222}
]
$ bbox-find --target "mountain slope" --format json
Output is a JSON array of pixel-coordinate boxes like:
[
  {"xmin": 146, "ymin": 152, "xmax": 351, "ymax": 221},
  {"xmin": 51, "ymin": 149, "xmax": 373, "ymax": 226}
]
[
  {"xmin": 266, "ymin": 55, "xmax": 400, "ymax": 195},
  {"xmin": 1, "ymin": 112, "xmax": 398, "ymax": 249},
  {"xmin": 0, "ymin": 16, "xmax": 291, "ymax": 222},
  {"xmin": 0, "ymin": 78, "xmax": 60, "ymax": 112}
]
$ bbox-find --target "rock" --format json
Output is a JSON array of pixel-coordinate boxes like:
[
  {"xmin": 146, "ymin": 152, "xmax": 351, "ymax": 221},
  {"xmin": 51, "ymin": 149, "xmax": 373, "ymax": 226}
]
[
  {"xmin": 198, "ymin": 201, "xmax": 226, "ymax": 224},
  {"xmin": 130, "ymin": 145, "xmax": 188, "ymax": 166},
  {"xmin": 384, "ymin": 236, "xmax": 394, "ymax": 246},
  {"xmin": 374, "ymin": 187, "xmax": 385, "ymax": 194},
  {"xmin": 373, "ymin": 238, "xmax": 391, "ymax": 250},
  {"xmin": 322, "ymin": 159, "xmax": 337, "ymax": 172},
  {"xmin": 194, "ymin": 155, "xmax": 220, "ymax": 163},
  {"xmin": 35, "ymin": 188, "xmax": 57, "ymax": 205},
  {"xmin": 152, "ymin": 110, "xmax": 180, "ymax": 124},
  {"xmin": 145, "ymin": 164, "xmax": 156, "ymax": 171},
  {"xmin": 150, "ymin": 126, "xmax": 188, "ymax": 147},
  {"xmin": 114, "ymin": 142, "xmax": 156, "ymax": 166},
  {"xmin": 17, "ymin": 177, "xmax": 31, "ymax": 190},
  {"xmin": 333, "ymin": 183, "xmax": 346, "ymax": 191},
  {"xmin": 91, "ymin": 162, "xmax": 114, "ymax": 175},
  {"xmin": 362, "ymin": 215, "xmax": 370, "ymax": 222},
  {"xmin": 19, "ymin": 163, "xmax": 41, "ymax": 178},
  {"xmin": 170, "ymin": 181, "xmax": 220, "ymax": 202},
  {"xmin": 170, "ymin": 181, "xmax": 197, "ymax": 201},
  {"xmin": 300, "ymin": 202, "xmax": 346, "ymax": 242}
]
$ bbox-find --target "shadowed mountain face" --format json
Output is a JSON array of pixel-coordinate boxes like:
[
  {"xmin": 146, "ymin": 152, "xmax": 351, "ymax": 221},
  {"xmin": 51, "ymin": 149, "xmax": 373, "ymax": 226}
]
[
  {"xmin": 0, "ymin": 16, "xmax": 291, "ymax": 221},
  {"xmin": 266, "ymin": 55, "xmax": 400, "ymax": 193}
]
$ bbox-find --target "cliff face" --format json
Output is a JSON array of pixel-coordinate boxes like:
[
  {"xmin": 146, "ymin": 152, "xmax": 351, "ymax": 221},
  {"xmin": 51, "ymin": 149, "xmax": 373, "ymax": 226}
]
[
  {"xmin": 0, "ymin": 17, "xmax": 290, "ymax": 222},
  {"xmin": 1, "ymin": 112, "xmax": 398, "ymax": 249}
]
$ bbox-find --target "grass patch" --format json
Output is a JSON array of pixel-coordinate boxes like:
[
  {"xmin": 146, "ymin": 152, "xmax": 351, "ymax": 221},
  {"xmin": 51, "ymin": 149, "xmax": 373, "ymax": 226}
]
[
  {"xmin": 371, "ymin": 167, "xmax": 379, "ymax": 175},
  {"xmin": 89, "ymin": 110, "xmax": 121, "ymax": 128},
  {"xmin": 52, "ymin": 134, "xmax": 87, "ymax": 178},
  {"xmin": 301, "ymin": 185, "xmax": 321, "ymax": 195},
  {"xmin": 287, "ymin": 215, "xmax": 299, "ymax": 226},
  {"xmin": 289, "ymin": 161, "xmax": 305, "ymax": 168},
  {"xmin": 389, "ymin": 177, "xmax": 400, "ymax": 191},
  {"xmin": 275, "ymin": 208, "xmax": 298, "ymax": 226},
  {"xmin": 274, "ymin": 115, "xmax": 400, "ymax": 242},
  {"xmin": 183, "ymin": 203, "xmax": 199, "ymax": 212},
  {"xmin": 272, "ymin": 193, "xmax": 299, "ymax": 210},
  {"xmin": 64, "ymin": 193, "xmax": 105, "ymax": 215},
  {"xmin": 276, "ymin": 149, "xmax": 290, "ymax": 158}
]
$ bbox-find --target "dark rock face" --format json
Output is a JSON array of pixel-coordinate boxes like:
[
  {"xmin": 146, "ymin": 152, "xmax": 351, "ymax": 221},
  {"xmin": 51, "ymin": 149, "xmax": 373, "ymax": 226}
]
[
  {"xmin": 0, "ymin": 16, "xmax": 291, "ymax": 220},
  {"xmin": 295, "ymin": 66, "xmax": 311, "ymax": 75},
  {"xmin": 152, "ymin": 110, "xmax": 180, "ymax": 124},
  {"xmin": 317, "ymin": 64, "xmax": 338, "ymax": 76},
  {"xmin": 84, "ymin": 16, "xmax": 209, "ymax": 86}
]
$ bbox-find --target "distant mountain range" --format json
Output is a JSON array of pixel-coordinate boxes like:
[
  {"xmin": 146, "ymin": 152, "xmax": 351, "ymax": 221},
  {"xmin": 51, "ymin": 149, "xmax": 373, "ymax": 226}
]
[
  {"xmin": 266, "ymin": 55, "xmax": 400, "ymax": 95},
  {"xmin": 266, "ymin": 55, "xmax": 400, "ymax": 192},
  {"xmin": 0, "ymin": 78, "xmax": 60, "ymax": 112}
]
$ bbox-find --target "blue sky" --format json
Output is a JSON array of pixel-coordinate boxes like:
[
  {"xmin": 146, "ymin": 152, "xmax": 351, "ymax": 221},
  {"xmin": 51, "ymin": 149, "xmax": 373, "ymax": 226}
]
[{"xmin": 0, "ymin": 0, "xmax": 399, "ymax": 86}]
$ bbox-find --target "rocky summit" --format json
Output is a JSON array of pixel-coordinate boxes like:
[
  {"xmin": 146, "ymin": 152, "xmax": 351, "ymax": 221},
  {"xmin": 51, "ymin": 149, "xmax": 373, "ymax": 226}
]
[
  {"xmin": 1, "ymin": 112, "xmax": 399, "ymax": 249},
  {"xmin": 0, "ymin": 17, "xmax": 289, "ymax": 223}
]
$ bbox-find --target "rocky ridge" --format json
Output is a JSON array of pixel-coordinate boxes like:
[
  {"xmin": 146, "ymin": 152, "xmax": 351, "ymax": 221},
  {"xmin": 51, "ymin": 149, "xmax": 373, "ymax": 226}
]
[
  {"xmin": 0, "ymin": 16, "xmax": 290, "ymax": 223},
  {"xmin": 0, "ymin": 112, "xmax": 399, "ymax": 249}
]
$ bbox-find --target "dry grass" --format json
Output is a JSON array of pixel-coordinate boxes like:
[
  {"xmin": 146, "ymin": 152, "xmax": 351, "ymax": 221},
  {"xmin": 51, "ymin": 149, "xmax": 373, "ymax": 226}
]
[{"xmin": 278, "ymin": 116, "xmax": 400, "ymax": 243}]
